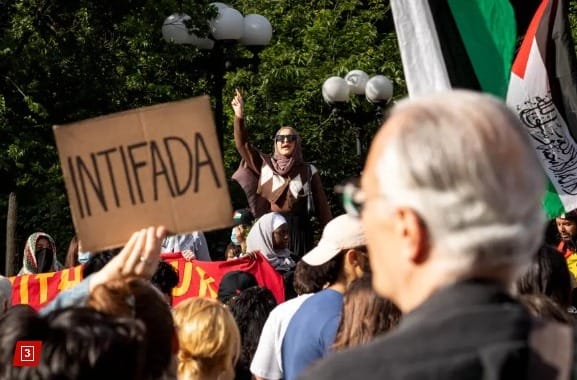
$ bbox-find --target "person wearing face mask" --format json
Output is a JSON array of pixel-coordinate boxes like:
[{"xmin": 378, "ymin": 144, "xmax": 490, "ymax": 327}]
[
  {"xmin": 64, "ymin": 236, "xmax": 92, "ymax": 267},
  {"xmin": 231, "ymin": 90, "xmax": 333, "ymax": 259},
  {"xmin": 18, "ymin": 232, "xmax": 62, "ymax": 275},
  {"xmin": 230, "ymin": 208, "xmax": 255, "ymax": 256}
]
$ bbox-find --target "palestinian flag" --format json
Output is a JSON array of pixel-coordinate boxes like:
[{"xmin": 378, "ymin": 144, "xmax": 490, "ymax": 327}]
[
  {"xmin": 390, "ymin": 0, "xmax": 577, "ymax": 217},
  {"xmin": 507, "ymin": 0, "xmax": 577, "ymax": 217}
]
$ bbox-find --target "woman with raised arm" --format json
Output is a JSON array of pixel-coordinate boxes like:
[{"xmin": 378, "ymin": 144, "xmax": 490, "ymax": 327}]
[{"xmin": 231, "ymin": 90, "xmax": 332, "ymax": 258}]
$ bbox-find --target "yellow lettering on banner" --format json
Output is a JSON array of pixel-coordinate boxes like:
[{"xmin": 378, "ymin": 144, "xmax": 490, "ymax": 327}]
[
  {"xmin": 173, "ymin": 262, "xmax": 193, "ymax": 297},
  {"xmin": 34, "ymin": 272, "xmax": 56, "ymax": 304},
  {"xmin": 19, "ymin": 275, "xmax": 29, "ymax": 305},
  {"xmin": 195, "ymin": 266, "xmax": 217, "ymax": 298},
  {"xmin": 58, "ymin": 267, "xmax": 83, "ymax": 291}
]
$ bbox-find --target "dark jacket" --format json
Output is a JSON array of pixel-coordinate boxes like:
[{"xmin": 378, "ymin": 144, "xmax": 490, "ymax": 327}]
[{"xmin": 300, "ymin": 279, "xmax": 576, "ymax": 380}]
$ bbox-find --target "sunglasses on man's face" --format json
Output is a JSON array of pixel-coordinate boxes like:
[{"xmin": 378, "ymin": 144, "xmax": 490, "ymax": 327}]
[{"xmin": 275, "ymin": 134, "xmax": 297, "ymax": 143}]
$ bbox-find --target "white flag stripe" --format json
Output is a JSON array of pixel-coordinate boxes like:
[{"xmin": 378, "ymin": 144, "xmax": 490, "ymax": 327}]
[
  {"xmin": 390, "ymin": 0, "xmax": 452, "ymax": 97},
  {"xmin": 507, "ymin": 39, "xmax": 577, "ymax": 212}
]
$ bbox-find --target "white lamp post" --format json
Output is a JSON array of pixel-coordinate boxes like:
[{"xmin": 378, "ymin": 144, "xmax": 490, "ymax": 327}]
[
  {"xmin": 322, "ymin": 70, "xmax": 394, "ymax": 168},
  {"xmin": 162, "ymin": 5, "xmax": 273, "ymax": 151}
]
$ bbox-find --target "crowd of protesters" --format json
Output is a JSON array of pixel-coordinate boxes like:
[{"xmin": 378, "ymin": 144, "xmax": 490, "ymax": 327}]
[{"xmin": 1, "ymin": 90, "xmax": 577, "ymax": 379}]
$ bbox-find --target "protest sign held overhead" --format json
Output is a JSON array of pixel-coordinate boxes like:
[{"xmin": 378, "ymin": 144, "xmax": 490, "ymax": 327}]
[{"xmin": 53, "ymin": 96, "xmax": 233, "ymax": 252}]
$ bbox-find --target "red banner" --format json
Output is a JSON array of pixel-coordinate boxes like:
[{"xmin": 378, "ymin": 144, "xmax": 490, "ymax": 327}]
[{"xmin": 9, "ymin": 254, "xmax": 285, "ymax": 310}]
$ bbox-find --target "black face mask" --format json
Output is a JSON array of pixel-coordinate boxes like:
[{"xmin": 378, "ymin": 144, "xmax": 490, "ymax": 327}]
[{"xmin": 35, "ymin": 248, "xmax": 54, "ymax": 273}]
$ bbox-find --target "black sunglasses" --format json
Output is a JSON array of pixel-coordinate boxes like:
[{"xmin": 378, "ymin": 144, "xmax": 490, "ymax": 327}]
[{"xmin": 275, "ymin": 134, "xmax": 297, "ymax": 143}]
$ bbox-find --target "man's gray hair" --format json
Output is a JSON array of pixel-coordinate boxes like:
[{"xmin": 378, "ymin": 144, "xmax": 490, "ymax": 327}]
[{"xmin": 376, "ymin": 90, "xmax": 546, "ymax": 274}]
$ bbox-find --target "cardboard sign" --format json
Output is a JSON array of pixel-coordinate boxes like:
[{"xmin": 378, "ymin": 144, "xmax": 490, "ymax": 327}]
[{"xmin": 53, "ymin": 96, "xmax": 233, "ymax": 252}]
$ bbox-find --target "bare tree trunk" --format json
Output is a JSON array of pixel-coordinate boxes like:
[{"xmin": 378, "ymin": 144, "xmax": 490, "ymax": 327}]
[{"xmin": 5, "ymin": 193, "xmax": 17, "ymax": 276}]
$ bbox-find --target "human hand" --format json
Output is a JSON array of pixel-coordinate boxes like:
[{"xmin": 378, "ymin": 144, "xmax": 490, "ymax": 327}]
[
  {"xmin": 231, "ymin": 89, "xmax": 244, "ymax": 118},
  {"xmin": 244, "ymin": 250, "xmax": 259, "ymax": 260},
  {"xmin": 181, "ymin": 249, "xmax": 196, "ymax": 261},
  {"xmin": 89, "ymin": 226, "xmax": 167, "ymax": 292}
]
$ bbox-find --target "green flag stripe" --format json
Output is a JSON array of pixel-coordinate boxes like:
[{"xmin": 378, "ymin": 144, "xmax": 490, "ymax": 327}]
[
  {"xmin": 447, "ymin": 0, "xmax": 517, "ymax": 99},
  {"xmin": 543, "ymin": 180, "xmax": 565, "ymax": 218}
]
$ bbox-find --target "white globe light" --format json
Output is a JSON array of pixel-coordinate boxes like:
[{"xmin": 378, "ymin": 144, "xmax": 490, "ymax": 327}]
[
  {"xmin": 209, "ymin": 6, "xmax": 244, "ymax": 40},
  {"xmin": 240, "ymin": 14, "xmax": 273, "ymax": 46},
  {"xmin": 322, "ymin": 77, "xmax": 351, "ymax": 104},
  {"xmin": 162, "ymin": 13, "xmax": 196, "ymax": 45},
  {"xmin": 365, "ymin": 75, "xmax": 394, "ymax": 104},
  {"xmin": 195, "ymin": 38, "xmax": 215, "ymax": 50},
  {"xmin": 344, "ymin": 70, "xmax": 369, "ymax": 95}
]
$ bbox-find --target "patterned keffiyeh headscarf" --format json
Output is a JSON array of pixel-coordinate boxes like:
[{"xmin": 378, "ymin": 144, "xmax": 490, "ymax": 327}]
[{"xmin": 19, "ymin": 232, "xmax": 60, "ymax": 275}]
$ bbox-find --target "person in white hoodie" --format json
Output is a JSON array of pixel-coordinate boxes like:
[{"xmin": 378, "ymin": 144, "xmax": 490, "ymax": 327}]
[{"xmin": 250, "ymin": 260, "xmax": 328, "ymax": 380}]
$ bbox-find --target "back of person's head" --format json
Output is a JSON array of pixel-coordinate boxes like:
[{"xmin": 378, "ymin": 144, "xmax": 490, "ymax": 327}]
[
  {"xmin": 301, "ymin": 214, "xmax": 369, "ymax": 286},
  {"xmin": 173, "ymin": 297, "xmax": 240, "ymax": 380},
  {"xmin": 514, "ymin": 244, "xmax": 573, "ymax": 308},
  {"xmin": 87, "ymin": 278, "xmax": 175, "ymax": 380},
  {"xmin": 518, "ymin": 294, "xmax": 571, "ymax": 324},
  {"xmin": 227, "ymin": 286, "xmax": 277, "ymax": 376},
  {"xmin": 151, "ymin": 260, "xmax": 179, "ymax": 304},
  {"xmin": 293, "ymin": 260, "xmax": 328, "ymax": 295},
  {"xmin": 0, "ymin": 306, "xmax": 146, "ymax": 380},
  {"xmin": 217, "ymin": 271, "xmax": 258, "ymax": 304},
  {"xmin": 82, "ymin": 248, "xmax": 121, "ymax": 277},
  {"xmin": 372, "ymin": 91, "xmax": 545, "ymax": 278},
  {"xmin": 0, "ymin": 276, "xmax": 12, "ymax": 314},
  {"xmin": 0, "ymin": 305, "xmax": 42, "ymax": 372},
  {"xmin": 225, "ymin": 243, "xmax": 242, "ymax": 260},
  {"xmin": 332, "ymin": 275, "xmax": 401, "ymax": 352}
]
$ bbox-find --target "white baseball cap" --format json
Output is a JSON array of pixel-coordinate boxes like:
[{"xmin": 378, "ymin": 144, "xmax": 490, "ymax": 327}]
[{"xmin": 302, "ymin": 214, "xmax": 366, "ymax": 266}]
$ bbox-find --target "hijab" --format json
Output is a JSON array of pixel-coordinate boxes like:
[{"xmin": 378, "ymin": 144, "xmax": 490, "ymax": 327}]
[
  {"xmin": 262, "ymin": 126, "xmax": 305, "ymax": 177},
  {"xmin": 19, "ymin": 232, "xmax": 61, "ymax": 275},
  {"xmin": 246, "ymin": 212, "xmax": 295, "ymax": 272}
]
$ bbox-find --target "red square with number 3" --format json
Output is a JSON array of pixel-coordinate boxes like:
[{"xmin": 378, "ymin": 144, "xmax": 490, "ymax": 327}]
[{"xmin": 12, "ymin": 341, "xmax": 42, "ymax": 367}]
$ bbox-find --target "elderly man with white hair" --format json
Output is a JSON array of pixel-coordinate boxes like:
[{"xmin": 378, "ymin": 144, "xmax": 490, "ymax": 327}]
[{"xmin": 301, "ymin": 91, "xmax": 573, "ymax": 380}]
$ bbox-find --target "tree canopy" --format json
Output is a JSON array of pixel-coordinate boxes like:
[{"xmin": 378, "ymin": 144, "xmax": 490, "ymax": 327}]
[{"xmin": 3, "ymin": 0, "xmax": 577, "ymax": 267}]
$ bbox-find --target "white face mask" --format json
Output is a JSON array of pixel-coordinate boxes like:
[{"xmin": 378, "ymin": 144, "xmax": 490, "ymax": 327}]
[{"xmin": 77, "ymin": 251, "xmax": 92, "ymax": 264}]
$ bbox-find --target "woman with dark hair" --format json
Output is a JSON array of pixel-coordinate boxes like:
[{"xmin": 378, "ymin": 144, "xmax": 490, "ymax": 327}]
[
  {"xmin": 332, "ymin": 275, "xmax": 401, "ymax": 352},
  {"xmin": 228, "ymin": 286, "xmax": 278, "ymax": 380},
  {"xmin": 514, "ymin": 244, "xmax": 573, "ymax": 309},
  {"xmin": 87, "ymin": 277, "xmax": 177, "ymax": 380},
  {"xmin": 231, "ymin": 90, "xmax": 332, "ymax": 258},
  {"xmin": 0, "ymin": 306, "xmax": 146, "ymax": 379}
]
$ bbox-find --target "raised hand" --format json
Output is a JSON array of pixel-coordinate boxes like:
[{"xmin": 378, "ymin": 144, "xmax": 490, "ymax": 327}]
[
  {"xmin": 181, "ymin": 249, "xmax": 196, "ymax": 261},
  {"xmin": 231, "ymin": 88, "xmax": 244, "ymax": 118}
]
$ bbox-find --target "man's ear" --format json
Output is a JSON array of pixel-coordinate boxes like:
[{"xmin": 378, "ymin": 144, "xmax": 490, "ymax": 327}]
[{"xmin": 393, "ymin": 207, "xmax": 429, "ymax": 264}]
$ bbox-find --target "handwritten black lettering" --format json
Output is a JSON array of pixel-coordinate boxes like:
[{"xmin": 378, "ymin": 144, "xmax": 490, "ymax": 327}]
[
  {"xmin": 164, "ymin": 137, "xmax": 193, "ymax": 196},
  {"xmin": 67, "ymin": 134, "xmax": 222, "ymax": 218},
  {"xmin": 194, "ymin": 133, "xmax": 221, "ymax": 192},
  {"xmin": 97, "ymin": 148, "xmax": 120, "ymax": 208},
  {"xmin": 150, "ymin": 140, "xmax": 176, "ymax": 201},
  {"xmin": 76, "ymin": 154, "xmax": 108, "ymax": 217},
  {"xmin": 68, "ymin": 156, "xmax": 85, "ymax": 218},
  {"xmin": 127, "ymin": 142, "xmax": 148, "ymax": 204}
]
